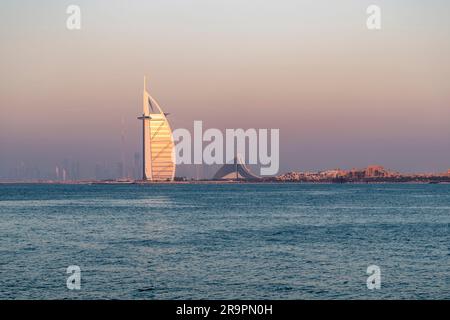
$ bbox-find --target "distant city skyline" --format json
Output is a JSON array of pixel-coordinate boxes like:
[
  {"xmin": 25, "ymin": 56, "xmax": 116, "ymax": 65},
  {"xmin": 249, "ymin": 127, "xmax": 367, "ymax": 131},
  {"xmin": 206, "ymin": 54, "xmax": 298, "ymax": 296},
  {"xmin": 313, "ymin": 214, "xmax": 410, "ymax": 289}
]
[{"xmin": 1, "ymin": 0, "xmax": 450, "ymax": 179}]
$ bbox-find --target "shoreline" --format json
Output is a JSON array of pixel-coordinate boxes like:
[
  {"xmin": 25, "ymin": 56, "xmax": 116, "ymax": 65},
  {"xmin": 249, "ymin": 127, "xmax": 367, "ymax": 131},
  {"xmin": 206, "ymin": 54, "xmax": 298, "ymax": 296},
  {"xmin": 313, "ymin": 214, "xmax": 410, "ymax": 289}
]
[{"xmin": 1, "ymin": 180, "xmax": 449, "ymax": 185}]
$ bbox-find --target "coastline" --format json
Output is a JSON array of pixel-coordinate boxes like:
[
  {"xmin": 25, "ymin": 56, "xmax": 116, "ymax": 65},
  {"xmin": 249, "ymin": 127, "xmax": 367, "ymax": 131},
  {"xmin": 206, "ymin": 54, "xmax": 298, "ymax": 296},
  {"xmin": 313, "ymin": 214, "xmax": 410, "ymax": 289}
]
[{"xmin": 1, "ymin": 179, "xmax": 449, "ymax": 185}]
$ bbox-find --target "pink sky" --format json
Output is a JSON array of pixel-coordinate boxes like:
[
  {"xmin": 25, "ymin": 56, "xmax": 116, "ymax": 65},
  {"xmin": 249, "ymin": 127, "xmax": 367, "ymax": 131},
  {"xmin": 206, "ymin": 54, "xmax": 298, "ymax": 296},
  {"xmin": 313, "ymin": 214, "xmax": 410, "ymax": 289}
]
[{"xmin": 1, "ymin": 0, "xmax": 449, "ymax": 178}]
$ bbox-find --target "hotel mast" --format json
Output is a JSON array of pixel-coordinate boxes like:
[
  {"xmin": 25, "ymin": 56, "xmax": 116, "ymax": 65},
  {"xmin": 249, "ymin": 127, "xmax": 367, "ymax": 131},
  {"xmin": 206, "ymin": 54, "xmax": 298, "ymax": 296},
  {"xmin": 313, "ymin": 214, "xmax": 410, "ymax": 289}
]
[{"xmin": 138, "ymin": 77, "xmax": 176, "ymax": 181}]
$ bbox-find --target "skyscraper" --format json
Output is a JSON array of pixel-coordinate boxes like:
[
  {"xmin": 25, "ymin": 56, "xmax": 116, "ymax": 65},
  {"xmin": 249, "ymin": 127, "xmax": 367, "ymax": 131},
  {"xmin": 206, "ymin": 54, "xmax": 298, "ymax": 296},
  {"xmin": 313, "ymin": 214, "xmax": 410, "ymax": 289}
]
[
  {"xmin": 138, "ymin": 77, "xmax": 176, "ymax": 181},
  {"xmin": 133, "ymin": 152, "xmax": 141, "ymax": 180}
]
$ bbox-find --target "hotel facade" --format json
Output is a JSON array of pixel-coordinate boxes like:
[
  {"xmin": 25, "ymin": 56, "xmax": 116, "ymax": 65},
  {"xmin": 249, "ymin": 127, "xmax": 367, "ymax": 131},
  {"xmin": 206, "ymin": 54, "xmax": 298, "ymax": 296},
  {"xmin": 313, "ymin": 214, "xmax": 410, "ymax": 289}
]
[{"xmin": 138, "ymin": 78, "xmax": 175, "ymax": 181}]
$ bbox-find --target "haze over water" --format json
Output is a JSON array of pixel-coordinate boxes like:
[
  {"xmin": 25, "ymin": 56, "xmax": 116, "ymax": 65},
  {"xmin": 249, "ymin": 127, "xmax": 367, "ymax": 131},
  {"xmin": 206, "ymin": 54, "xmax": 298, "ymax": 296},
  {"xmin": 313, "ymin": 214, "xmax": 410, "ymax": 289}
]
[
  {"xmin": 1, "ymin": 183, "xmax": 449, "ymax": 299},
  {"xmin": 1, "ymin": 0, "xmax": 450, "ymax": 178}
]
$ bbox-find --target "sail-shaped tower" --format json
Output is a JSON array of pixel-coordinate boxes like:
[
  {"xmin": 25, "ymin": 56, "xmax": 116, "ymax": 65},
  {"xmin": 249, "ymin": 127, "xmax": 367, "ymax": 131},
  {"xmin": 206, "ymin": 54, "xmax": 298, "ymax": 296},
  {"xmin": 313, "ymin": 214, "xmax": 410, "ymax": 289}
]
[{"xmin": 138, "ymin": 77, "xmax": 175, "ymax": 181}]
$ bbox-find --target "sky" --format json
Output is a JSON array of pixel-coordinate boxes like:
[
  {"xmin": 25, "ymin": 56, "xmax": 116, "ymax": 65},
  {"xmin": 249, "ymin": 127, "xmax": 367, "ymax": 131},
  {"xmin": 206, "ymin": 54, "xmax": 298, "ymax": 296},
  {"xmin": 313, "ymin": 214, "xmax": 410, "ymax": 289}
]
[{"xmin": 1, "ymin": 0, "xmax": 449, "ymax": 179}]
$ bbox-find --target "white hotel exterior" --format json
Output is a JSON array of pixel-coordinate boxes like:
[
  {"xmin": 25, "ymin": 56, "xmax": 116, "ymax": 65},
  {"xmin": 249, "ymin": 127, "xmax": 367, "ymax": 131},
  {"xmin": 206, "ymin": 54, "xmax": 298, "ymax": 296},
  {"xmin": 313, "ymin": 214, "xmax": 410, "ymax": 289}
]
[{"xmin": 138, "ymin": 77, "xmax": 175, "ymax": 181}]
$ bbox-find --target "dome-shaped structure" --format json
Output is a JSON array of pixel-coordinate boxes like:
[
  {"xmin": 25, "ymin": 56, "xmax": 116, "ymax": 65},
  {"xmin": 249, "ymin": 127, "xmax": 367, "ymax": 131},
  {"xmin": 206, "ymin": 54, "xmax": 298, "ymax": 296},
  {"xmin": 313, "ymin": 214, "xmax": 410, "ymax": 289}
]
[{"xmin": 213, "ymin": 156, "xmax": 261, "ymax": 181}]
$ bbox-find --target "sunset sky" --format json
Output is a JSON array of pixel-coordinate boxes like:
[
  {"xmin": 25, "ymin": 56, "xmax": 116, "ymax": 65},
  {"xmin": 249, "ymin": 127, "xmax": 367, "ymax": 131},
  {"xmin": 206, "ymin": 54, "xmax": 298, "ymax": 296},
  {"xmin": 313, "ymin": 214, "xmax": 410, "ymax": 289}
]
[{"xmin": 1, "ymin": 0, "xmax": 449, "ymax": 178}]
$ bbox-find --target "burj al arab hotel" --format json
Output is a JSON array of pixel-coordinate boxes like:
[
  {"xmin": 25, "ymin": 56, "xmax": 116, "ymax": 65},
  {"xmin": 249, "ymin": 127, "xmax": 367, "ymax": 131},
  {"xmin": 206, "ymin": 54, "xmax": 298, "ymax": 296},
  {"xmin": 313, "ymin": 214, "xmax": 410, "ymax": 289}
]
[{"xmin": 138, "ymin": 77, "xmax": 176, "ymax": 181}]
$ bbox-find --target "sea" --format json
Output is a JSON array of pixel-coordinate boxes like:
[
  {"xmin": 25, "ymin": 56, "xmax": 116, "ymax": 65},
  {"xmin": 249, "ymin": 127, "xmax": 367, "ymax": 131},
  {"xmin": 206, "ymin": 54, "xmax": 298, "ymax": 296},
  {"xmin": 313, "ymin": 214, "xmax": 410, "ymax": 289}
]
[{"xmin": 0, "ymin": 183, "xmax": 449, "ymax": 299}]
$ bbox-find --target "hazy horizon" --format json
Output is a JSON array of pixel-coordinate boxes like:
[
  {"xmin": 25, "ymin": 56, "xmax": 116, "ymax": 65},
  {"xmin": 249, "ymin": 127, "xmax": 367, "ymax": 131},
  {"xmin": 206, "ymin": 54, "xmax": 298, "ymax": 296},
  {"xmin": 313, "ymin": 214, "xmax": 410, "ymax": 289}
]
[{"xmin": 1, "ymin": 0, "xmax": 449, "ymax": 179}]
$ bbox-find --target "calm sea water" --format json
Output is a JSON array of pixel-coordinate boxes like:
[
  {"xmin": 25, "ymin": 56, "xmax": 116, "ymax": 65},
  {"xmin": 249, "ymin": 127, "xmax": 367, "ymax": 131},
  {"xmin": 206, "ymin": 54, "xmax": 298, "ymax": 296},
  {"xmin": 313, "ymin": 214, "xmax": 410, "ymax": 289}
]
[{"xmin": 0, "ymin": 183, "xmax": 449, "ymax": 299}]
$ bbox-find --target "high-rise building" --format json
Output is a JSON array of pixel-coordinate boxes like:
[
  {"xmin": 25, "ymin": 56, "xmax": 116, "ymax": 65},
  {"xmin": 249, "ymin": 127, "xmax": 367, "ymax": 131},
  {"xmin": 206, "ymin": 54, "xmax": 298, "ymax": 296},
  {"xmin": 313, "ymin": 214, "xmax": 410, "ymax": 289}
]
[
  {"xmin": 133, "ymin": 152, "xmax": 141, "ymax": 179},
  {"xmin": 116, "ymin": 161, "xmax": 124, "ymax": 179},
  {"xmin": 137, "ymin": 77, "xmax": 175, "ymax": 181}
]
